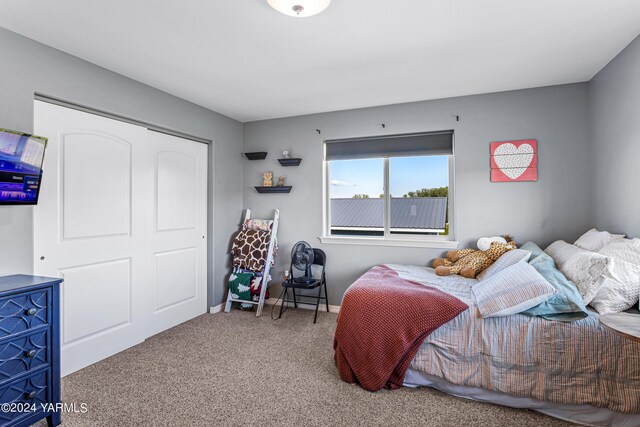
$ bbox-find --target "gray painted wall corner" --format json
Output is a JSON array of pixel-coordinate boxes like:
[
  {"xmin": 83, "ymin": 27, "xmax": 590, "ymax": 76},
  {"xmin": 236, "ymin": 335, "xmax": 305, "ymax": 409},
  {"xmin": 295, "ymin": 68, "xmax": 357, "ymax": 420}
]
[{"xmin": 588, "ymin": 34, "xmax": 640, "ymax": 238}]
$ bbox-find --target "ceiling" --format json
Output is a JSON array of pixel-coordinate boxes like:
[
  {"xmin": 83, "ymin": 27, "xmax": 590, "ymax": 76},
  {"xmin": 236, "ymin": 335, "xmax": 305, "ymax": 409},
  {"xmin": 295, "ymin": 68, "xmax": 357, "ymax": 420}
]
[{"xmin": 1, "ymin": 1, "xmax": 639, "ymax": 122}]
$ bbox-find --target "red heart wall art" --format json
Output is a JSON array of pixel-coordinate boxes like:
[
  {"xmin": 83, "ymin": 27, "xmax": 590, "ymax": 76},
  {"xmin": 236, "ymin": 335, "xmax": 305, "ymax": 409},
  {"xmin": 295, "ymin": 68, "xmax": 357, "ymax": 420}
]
[{"xmin": 490, "ymin": 139, "xmax": 538, "ymax": 182}]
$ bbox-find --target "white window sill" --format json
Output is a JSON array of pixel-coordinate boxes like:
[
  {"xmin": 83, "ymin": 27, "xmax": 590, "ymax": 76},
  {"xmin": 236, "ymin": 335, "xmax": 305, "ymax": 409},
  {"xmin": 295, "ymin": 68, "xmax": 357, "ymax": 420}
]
[{"xmin": 319, "ymin": 236, "xmax": 459, "ymax": 249}]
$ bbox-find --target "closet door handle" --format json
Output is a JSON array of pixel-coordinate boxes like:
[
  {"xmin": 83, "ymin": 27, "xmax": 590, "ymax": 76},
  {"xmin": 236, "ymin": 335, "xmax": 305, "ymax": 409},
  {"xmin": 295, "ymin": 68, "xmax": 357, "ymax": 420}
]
[
  {"xmin": 25, "ymin": 349, "xmax": 37, "ymax": 358},
  {"xmin": 26, "ymin": 308, "xmax": 37, "ymax": 316},
  {"xmin": 25, "ymin": 391, "xmax": 36, "ymax": 400}
]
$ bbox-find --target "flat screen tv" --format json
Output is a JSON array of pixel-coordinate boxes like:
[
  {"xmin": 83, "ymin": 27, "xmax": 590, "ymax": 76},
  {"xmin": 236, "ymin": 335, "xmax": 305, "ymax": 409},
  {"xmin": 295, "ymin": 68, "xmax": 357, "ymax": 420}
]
[{"xmin": 0, "ymin": 128, "xmax": 48, "ymax": 205}]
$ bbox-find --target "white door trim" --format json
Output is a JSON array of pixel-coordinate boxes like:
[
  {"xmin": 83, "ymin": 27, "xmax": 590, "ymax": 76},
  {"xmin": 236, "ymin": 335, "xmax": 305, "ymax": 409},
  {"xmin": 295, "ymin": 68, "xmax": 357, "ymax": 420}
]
[{"xmin": 34, "ymin": 93, "xmax": 211, "ymax": 145}]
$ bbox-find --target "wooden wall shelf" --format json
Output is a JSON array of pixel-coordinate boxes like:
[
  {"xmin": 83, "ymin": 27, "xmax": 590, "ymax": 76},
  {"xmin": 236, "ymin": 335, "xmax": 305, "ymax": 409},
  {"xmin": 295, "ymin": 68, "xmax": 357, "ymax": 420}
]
[
  {"xmin": 277, "ymin": 158, "xmax": 302, "ymax": 166},
  {"xmin": 244, "ymin": 152, "xmax": 268, "ymax": 160},
  {"xmin": 255, "ymin": 186, "xmax": 292, "ymax": 194}
]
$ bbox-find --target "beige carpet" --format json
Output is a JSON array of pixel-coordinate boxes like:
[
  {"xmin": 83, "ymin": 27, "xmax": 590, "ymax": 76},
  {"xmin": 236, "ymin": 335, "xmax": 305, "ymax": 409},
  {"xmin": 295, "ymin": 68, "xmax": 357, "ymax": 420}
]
[{"xmin": 35, "ymin": 307, "xmax": 574, "ymax": 427}]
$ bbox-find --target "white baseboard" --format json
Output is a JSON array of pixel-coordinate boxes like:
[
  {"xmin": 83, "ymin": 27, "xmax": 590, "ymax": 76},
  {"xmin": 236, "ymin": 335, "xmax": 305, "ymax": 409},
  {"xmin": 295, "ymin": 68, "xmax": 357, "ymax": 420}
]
[
  {"xmin": 211, "ymin": 299, "xmax": 340, "ymax": 314},
  {"xmin": 209, "ymin": 303, "xmax": 224, "ymax": 314},
  {"xmin": 266, "ymin": 297, "xmax": 340, "ymax": 314}
]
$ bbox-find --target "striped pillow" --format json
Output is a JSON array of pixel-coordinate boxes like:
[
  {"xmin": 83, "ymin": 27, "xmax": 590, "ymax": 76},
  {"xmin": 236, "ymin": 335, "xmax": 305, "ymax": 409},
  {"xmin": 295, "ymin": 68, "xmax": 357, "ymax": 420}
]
[
  {"xmin": 477, "ymin": 249, "xmax": 532, "ymax": 281},
  {"xmin": 473, "ymin": 262, "xmax": 556, "ymax": 318}
]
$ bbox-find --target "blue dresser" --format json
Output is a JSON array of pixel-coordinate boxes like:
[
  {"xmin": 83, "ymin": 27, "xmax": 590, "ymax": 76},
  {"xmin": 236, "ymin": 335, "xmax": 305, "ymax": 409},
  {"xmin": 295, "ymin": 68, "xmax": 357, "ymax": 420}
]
[{"xmin": 0, "ymin": 275, "xmax": 61, "ymax": 427}]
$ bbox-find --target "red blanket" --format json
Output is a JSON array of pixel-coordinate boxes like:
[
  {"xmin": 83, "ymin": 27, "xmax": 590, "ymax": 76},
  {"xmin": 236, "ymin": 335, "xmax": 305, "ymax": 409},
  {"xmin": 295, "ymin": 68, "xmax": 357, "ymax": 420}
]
[{"xmin": 334, "ymin": 265, "xmax": 468, "ymax": 391}]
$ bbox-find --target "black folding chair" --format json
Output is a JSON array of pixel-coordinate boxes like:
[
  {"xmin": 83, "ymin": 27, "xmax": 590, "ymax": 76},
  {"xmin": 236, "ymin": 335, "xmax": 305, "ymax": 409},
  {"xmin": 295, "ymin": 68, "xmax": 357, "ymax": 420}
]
[{"xmin": 277, "ymin": 248, "xmax": 329, "ymax": 323}]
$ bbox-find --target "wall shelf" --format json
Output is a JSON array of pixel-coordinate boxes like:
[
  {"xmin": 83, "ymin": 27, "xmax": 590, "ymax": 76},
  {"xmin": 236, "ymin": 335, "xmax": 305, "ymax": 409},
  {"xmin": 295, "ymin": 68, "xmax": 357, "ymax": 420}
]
[
  {"xmin": 244, "ymin": 152, "xmax": 268, "ymax": 160},
  {"xmin": 277, "ymin": 158, "xmax": 302, "ymax": 166},
  {"xmin": 255, "ymin": 186, "xmax": 292, "ymax": 194}
]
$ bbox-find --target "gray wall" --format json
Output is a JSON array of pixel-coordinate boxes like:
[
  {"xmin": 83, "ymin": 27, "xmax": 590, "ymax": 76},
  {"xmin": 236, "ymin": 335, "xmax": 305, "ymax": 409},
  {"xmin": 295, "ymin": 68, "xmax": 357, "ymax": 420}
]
[
  {"xmin": 0, "ymin": 28, "xmax": 243, "ymax": 307},
  {"xmin": 244, "ymin": 84, "xmax": 591, "ymax": 304},
  {"xmin": 5, "ymin": 23, "xmax": 623, "ymax": 309},
  {"xmin": 589, "ymin": 35, "xmax": 640, "ymax": 238}
]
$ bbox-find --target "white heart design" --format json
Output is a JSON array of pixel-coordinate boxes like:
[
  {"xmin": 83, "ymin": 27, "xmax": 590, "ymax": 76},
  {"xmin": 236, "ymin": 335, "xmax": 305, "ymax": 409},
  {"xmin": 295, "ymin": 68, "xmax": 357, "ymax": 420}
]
[{"xmin": 493, "ymin": 143, "xmax": 534, "ymax": 179}]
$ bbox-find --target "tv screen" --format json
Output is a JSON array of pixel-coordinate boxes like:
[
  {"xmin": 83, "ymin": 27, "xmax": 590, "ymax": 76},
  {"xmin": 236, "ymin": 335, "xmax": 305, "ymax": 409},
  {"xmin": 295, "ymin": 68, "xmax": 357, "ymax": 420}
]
[{"xmin": 0, "ymin": 128, "xmax": 47, "ymax": 205}]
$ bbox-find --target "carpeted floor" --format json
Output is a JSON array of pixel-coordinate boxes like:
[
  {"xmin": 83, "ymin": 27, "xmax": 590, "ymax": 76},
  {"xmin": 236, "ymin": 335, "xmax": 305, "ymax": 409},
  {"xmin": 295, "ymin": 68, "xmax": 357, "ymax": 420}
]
[{"xmin": 35, "ymin": 307, "xmax": 574, "ymax": 427}]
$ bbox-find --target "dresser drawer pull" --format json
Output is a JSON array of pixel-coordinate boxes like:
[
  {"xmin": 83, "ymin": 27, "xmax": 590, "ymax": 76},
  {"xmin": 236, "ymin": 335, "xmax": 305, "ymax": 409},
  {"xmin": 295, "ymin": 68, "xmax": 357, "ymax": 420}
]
[
  {"xmin": 26, "ymin": 308, "xmax": 37, "ymax": 316},
  {"xmin": 25, "ymin": 349, "xmax": 37, "ymax": 358},
  {"xmin": 25, "ymin": 391, "xmax": 36, "ymax": 400}
]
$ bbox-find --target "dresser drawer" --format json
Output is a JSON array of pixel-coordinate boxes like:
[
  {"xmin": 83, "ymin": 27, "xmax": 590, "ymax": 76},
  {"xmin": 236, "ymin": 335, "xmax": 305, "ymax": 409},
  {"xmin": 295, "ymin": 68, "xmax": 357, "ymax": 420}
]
[
  {"xmin": 0, "ymin": 290, "xmax": 48, "ymax": 339},
  {"xmin": 0, "ymin": 330, "xmax": 49, "ymax": 384},
  {"xmin": 0, "ymin": 369, "xmax": 48, "ymax": 426}
]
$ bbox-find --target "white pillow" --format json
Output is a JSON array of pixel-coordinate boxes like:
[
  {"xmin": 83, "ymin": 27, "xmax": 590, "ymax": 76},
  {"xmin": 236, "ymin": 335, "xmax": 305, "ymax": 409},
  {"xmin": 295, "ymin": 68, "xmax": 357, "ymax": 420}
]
[
  {"xmin": 545, "ymin": 240, "xmax": 590, "ymax": 267},
  {"xmin": 590, "ymin": 239, "xmax": 640, "ymax": 314},
  {"xmin": 473, "ymin": 263, "xmax": 556, "ymax": 318},
  {"xmin": 544, "ymin": 240, "xmax": 611, "ymax": 304},
  {"xmin": 477, "ymin": 249, "xmax": 531, "ymax": 281},
  {"xmin": 574, "ymin": 228, "xmax": 625, "ymax": 252}
]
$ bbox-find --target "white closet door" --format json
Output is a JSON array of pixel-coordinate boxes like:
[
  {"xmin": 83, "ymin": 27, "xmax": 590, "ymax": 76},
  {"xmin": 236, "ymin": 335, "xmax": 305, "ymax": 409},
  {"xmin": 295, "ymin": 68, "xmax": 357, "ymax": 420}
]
[
  {"xmin": 33, "ymin": 102, "xmax": 209, "ymax": 376},
  {"xmin": 146, "ymin": 131, "xmax": 208, "ymax": 336},
  {"xmin": 33, "ymin": 101, "xmax": 151, "ymax": 376}
]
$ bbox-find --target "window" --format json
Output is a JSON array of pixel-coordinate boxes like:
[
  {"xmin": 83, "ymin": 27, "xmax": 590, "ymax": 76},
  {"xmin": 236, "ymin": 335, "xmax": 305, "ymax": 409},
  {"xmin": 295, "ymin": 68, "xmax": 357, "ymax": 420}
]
[
  {"xmin": 328, "ymin": 158, "xmax": 384, "ymax": 236},
  {"xmin": 389, "ymin": 155, "xmax": 449, "ymax": 236},
  {"xmin": 323, "ymin": 131, "xmax": 454, "ymax": 246}
]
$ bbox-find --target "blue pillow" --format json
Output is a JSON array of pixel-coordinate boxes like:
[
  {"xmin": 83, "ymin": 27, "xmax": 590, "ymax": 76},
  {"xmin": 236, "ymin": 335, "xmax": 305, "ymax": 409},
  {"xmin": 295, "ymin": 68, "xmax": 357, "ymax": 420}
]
[{"xmin": 520, "ymin": 241, "xmax": 589, "ymax": 321}]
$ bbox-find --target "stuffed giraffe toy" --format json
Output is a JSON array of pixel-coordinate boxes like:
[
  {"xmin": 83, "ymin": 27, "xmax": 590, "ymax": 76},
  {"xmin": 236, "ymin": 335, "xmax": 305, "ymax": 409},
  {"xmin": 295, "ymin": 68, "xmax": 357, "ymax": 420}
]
[{"xmin": 432, "ymin": 235, "xmax": 517, "ymax": 279}]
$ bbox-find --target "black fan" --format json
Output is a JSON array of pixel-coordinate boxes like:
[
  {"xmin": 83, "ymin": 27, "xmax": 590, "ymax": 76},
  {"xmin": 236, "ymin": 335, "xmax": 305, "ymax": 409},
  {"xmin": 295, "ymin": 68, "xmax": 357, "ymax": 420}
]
[{"xmin": 291, "ymin": 241, "xmax": 315, "ymax": 285}]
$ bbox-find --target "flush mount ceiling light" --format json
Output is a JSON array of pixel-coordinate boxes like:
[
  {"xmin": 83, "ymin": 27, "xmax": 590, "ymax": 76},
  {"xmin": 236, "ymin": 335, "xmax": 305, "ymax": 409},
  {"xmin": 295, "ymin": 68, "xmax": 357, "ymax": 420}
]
[{"xmin": 267, "ymin": 0, "xmax": 331, "ymax": 17}]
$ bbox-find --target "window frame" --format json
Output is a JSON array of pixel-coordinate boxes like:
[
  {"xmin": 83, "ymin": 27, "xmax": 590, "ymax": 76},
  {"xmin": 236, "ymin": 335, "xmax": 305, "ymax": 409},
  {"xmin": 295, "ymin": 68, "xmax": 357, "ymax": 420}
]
[{"xmin": 321, "ymin": 137, "xmax": 458, "ymax": 249}]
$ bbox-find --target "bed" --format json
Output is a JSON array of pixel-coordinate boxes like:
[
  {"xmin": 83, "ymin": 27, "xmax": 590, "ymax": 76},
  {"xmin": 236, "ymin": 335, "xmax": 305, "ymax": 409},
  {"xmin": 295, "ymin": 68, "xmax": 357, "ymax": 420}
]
[{"xmin": 336, "ymin": 262, "xmax": 640, "ymax": 427}]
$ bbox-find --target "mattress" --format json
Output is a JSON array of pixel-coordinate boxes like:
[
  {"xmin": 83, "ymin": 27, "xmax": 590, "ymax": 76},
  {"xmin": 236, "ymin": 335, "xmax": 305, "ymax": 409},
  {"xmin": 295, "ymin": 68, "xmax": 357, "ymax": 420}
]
[
  {"xmin": 385, "ymin": 264, "xmax": 640, "ymax": 419},
  {"xmin": 404, "ymin": 369, "xmax": 640, "ymax": 427}
]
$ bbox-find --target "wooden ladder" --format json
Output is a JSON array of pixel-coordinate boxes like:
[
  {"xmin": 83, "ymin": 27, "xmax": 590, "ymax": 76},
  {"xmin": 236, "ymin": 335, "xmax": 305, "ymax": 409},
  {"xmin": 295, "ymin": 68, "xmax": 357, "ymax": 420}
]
[{"xmin": 224, "ymin": 209, "xmax": 279, "ymax": 317}]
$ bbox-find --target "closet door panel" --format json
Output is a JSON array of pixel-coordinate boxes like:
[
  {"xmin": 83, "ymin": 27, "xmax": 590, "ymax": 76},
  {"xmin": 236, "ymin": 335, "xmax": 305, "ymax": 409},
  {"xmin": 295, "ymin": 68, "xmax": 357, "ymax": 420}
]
[
  {"xmin": 34, "ymin": 101, "xmax": 149, "ymax": 376},
  {"xmin": 147, "ymin": 131, "xmax": 208, "ymax": 336}
]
